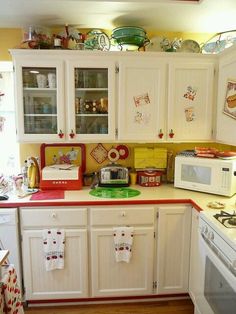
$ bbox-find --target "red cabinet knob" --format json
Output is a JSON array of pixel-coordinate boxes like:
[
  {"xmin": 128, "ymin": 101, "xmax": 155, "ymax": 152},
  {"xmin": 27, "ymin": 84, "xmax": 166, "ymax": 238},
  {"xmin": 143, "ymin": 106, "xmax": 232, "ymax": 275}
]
[
  {"xmin": 58, "ymin": 130, "xmax": 64, "ymax": 138},
  {"xmin": 158, "ymin": 129, "xmax": 164, "ymax": 139},
  {"xmin": 69, "ymin": 130, "xmax": 75, "ymax": 138},
  {"xmin": 169, "ymin": 129, "xmax": 174, "ymax": 138}
]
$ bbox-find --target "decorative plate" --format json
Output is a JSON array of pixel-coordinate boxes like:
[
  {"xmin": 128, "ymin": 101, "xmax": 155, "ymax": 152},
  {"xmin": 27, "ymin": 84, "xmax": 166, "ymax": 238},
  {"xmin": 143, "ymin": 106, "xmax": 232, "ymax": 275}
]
[
  {"xmin": 202, "ymin": 31, "xmax": 236, "ymax": 54},
  {"xmin": 90, "ymin": 143, "xmax": 108, "ymax": 164},
  {"xmin": 116, "ymin": 145, "xmax": 129, "ymax": 160},
  {"xmin": 178, "ymin": 40, "xmax": 200, "ymax": 53},
  {"xmin": 98, "ymin": 33, "xmax": 111, "ymax": 51},
  {"xmin": 107, "ymin": 147, "xmax": 120, "ymax": 162}
]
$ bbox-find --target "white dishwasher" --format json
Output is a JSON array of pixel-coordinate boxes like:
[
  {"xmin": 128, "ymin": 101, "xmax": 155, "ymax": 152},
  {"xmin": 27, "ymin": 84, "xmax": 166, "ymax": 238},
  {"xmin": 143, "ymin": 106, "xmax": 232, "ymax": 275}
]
[{"xmin": 0, "ymin": 208, "xmax": 22, "ymax": 291}]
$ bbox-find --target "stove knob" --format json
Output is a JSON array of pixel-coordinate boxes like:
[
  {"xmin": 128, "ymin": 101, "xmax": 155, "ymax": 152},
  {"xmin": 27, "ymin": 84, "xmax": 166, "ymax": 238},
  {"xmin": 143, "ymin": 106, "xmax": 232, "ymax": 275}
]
[
  {"xmin": 208, "ymin": 231, "xmax": 214, "ymax": 241},
  {"xmin": 201, "ymin": 225, "xmax": 208, "ymax": 235}
]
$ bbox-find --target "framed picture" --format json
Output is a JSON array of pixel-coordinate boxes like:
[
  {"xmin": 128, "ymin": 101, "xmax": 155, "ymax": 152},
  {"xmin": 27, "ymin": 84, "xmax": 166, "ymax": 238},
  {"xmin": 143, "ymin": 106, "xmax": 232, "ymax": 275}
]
[{"xmin": 223, "ymin": 79, "xmax": 236, "ymax": 119}]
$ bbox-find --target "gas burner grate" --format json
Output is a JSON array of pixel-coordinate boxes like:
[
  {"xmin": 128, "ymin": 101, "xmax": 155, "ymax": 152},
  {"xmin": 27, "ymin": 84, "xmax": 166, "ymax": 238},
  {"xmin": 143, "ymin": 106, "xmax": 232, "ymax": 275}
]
[{"xmin": 214, "ymin": 210, "xmax": 236, "ymax": 228}]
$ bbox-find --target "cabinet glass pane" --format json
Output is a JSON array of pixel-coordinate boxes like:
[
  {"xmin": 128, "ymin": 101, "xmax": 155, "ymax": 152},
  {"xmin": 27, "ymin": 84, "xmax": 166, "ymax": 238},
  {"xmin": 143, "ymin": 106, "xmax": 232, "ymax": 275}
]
[
  {"xmin": 74, "ymin": 68, "xmax": 108, "ymax": 135},
  {"xmin": 24, "ymin": 116, "xmax": 57, "ymax": 134},
  {"xmin": 22, "ymin": 67, "xmax": 57, "ymax": 134}
]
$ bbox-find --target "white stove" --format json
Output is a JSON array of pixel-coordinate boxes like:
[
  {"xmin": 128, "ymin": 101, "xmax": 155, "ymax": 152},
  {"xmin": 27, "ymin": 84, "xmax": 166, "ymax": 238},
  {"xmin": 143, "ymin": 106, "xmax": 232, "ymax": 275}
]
[
  {"xmin": 199, "ymin": 209, "xmax": 236, "ymax": 276},
  {"xmin": 196, "ymin": 209, "xmax": 236, "ymax": 314}
]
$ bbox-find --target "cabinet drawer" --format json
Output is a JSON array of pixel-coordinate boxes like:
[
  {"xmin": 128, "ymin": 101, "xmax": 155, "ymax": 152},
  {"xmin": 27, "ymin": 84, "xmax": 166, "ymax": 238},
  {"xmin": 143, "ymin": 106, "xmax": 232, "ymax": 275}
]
[
  {"xmin": 90, "ymin": 206, "xmax": 154, "ymax": 226},
  {"xmin": 20, "ymin": 207, "xmax": 87, "ymax": 228}
]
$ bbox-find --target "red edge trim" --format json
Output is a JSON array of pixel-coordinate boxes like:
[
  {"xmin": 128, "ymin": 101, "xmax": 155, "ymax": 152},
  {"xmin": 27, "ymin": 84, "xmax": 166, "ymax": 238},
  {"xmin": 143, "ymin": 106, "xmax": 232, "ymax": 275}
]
[
  {"xmin": 0, "ymin": 199, "xmax": 202, "ymax": 212},
  {"xmin": 27, "ymin": 293, "xmax": 190, "ymax": 304}
]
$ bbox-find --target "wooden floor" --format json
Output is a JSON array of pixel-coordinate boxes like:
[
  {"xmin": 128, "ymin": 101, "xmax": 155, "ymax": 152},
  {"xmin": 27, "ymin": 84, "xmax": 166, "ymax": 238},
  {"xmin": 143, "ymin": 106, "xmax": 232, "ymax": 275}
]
[{"xmin": 24, "ymin": 299, "xmax": 194, "ymax": 314}]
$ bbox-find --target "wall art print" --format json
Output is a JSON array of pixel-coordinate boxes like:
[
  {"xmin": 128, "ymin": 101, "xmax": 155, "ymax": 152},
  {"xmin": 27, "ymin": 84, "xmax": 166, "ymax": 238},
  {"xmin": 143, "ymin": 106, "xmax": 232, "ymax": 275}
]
[
  {"xmin": 184, "ymin": 107, "xmax": 195, "ymax": 122},
  {"xmin": 133, "ymin": 92, "xmax": 151, "ymax": 125},
  {"xmin": 223, "ymin": 79, "xmax": 236, "ymax": 120},
  {"xmin": 183, "ymin": 85, "xmax": 197, "ymax": 101}
]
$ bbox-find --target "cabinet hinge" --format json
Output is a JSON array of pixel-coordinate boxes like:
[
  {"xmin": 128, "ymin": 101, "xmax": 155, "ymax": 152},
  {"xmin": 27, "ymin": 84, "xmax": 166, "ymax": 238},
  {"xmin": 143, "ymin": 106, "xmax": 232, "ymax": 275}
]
[
  {"xmin": 156, "ymin": 211, "xmax": 159, "ymax": 219},
  {"xmin": 115, "ymin": 128, "xmax": 118, "ymax": 136},
  {"xmin": 115, "ymin": 66, "xmax": 119, "ymax": 74},
  {"xmin": 153, "ymin": 281, "xmax": 157, "ymax": 289},
  {"xmin": 154, "ymin": 231, "xmax": 156, "ymax": 238}
]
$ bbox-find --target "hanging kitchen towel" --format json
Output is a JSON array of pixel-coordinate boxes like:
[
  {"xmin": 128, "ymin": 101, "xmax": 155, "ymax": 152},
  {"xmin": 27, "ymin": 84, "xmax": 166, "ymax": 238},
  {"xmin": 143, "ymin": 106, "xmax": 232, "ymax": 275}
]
[
  {"xmin": 42, "ymin": 229, "xmax": 65, "ymax": 271},
  {"xmin": 0, "ymin": 264, "xmax": 24, "ymax": 313},
  {"xmin": 113, "ymin": 226, "xmax": 134, "ymax": 263}
]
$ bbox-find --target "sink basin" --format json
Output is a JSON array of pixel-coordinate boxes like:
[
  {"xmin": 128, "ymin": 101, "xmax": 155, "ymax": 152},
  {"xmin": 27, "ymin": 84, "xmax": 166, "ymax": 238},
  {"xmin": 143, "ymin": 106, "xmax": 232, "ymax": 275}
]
[{"xmin": 89, "ymin": 187, "xmax": 140, "ymax": 199}]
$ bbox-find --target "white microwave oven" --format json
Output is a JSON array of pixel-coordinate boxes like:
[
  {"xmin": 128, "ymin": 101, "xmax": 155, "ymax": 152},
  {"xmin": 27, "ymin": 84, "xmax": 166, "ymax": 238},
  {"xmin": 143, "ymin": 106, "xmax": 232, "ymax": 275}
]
[{"xmin": 174, "ymin": 156, "xmax": 236, "ymax": 197}]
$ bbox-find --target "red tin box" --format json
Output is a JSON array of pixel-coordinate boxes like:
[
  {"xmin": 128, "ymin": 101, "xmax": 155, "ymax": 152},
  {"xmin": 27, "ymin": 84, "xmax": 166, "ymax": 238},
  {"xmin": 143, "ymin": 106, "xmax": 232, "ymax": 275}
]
[{"xmin": 137, "ymin": 170, "xmax": 162, "ymax": 187}]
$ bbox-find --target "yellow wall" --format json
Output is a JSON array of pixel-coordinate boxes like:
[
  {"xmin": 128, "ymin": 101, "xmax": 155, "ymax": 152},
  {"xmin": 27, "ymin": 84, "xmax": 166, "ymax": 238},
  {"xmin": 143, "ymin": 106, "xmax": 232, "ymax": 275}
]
[
  {"xmin": 0, "ymin": 29, "xmax": 22, "ymax": 60},
  {"xmin": 20, "ymin": 142, "xmax": 235, "ymax": 174},
  {"xmin": 1, "ymin": 28, "xmax": 234, "ymax": 172},
  {"xmin": 0, "ymin": 28, "xmax": 214, "ymax": 61}
]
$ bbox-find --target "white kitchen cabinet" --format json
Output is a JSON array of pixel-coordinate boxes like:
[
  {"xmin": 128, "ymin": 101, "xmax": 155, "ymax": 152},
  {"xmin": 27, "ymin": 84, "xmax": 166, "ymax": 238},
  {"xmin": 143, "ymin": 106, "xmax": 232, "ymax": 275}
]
[
  {"xmin": 90, "ymin": 206, "xmax": 155, "ymax": 297},
  {"xmin": 20, "ymin": 207, "xmax": 88, "ymax": 300},
  {"xmin": 216, "ymin": 46, "xmax": 236, "ymax": 146},
  {"xmin": 11, "ymin": 52, "xmax": 65, "ymax": 142},
  {"xmin": 66, "ymin": 58, "xmax": 116, "ymax": 142},
  {"xmin": 156, "ymin": 204, "xmax": 191, "ymax": 294},
  {"xmin": 10, "ymin": 49, "xmax": 217, "ymax": 143},
  {"xmin": 10, "ymin": 49, "xmax": 116, "ymax": 142},
  {"xmin": 117, "ymin": 54, "xmax": 216, "ymax": 143},
  {"xmin": 118, "ymin": 57, "xmax": 166, "ymax": 142},
  {"xmin": 167, "ymin": 58, "xmax": 215, "ymax": 142}
]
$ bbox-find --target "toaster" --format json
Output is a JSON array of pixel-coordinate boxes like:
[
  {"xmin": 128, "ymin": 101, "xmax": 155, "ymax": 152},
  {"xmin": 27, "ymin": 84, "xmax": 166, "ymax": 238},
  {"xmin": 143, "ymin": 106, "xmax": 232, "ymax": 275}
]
[{"xmin": 99, "ymin": 163, "xmax": 129, "ymax": 187}]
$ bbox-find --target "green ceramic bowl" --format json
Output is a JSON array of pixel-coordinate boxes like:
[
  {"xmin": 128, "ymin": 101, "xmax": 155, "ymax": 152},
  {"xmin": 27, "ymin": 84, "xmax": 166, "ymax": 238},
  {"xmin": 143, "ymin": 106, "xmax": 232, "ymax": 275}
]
[
  {"xmin": 112, "ymin": 35, "xmax": 148, "ymax": 47},
  {"xmin": 112, "ymin": 26, "xmax": 146, "ymax": 38},
  {"xmin": 111, "ymin": 27, "xmax": 149, "ymax": 48},
  {"xmin": 111, "ymin": 26, "xmax": 150, "ymax": 48}
]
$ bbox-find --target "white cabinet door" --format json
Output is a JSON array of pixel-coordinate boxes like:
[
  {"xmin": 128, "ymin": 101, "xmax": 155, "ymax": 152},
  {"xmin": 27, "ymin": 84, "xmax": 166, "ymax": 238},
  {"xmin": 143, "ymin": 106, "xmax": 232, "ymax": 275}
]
[
  {"xmin": 156, "ymin": 204, "xmax": 191, "ymax": 294},
  {"xmin": 118, "ymin": 57, "xmax": 166, "ymax": 142},
  {"xmin": 12, "ymin": 53, "xmax": 65, "ymax": 142},
  {"xmin": 167, "ymin": 60, "xmax": 215, "ymax": 142},
  {"xmin": 66, "ymin": 58, "xmax": 116, "ymax": 142},
  {"xmin": 216, "ymin": 47, "xmax": 236, "ymax": 146},
  {"xmin": 22, "ymin": 228, "xmax": 88, "ymax": 300},
  {"xmin": 90, "ymin": 226, "xmax": 154, "ymax": 297}
]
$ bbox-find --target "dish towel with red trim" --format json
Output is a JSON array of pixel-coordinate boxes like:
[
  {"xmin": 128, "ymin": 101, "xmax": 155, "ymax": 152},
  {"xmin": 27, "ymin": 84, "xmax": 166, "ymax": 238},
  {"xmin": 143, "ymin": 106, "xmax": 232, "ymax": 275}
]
[
  {"xmin": 0, "ymin": 264, "xmax": 24, "ymax": 313},
  {"xmin": 43, "ymin": 229, "xmax": 65, "ymax": 271},
  {"xmin": 113, "ymin": 226, "xmax": 134, "ymax": 263}
]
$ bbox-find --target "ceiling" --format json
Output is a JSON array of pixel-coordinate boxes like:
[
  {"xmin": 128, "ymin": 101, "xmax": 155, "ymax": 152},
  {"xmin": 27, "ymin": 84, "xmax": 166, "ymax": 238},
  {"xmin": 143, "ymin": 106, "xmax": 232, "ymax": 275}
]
[{"xmin": 1, "ymin": 0, "xmax": 236, "ymax": 34}]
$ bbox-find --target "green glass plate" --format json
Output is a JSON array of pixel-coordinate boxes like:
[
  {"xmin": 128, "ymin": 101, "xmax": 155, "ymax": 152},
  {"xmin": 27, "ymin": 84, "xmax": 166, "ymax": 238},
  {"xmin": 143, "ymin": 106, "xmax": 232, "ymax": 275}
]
[{"xmin": 89, "ymin": 187, "xmax": 141, "ymax": 199}]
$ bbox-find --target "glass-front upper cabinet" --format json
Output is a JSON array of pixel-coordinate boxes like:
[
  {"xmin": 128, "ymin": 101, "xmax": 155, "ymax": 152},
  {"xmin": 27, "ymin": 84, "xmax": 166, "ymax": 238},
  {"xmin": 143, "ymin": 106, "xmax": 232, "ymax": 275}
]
[
  {"xmin": 13, "ymin": 58, "xmax": 64, "ymax": 142},
  {"xmin": 67, "ymin": 59, "xmax": 116, "ymax": 141}
]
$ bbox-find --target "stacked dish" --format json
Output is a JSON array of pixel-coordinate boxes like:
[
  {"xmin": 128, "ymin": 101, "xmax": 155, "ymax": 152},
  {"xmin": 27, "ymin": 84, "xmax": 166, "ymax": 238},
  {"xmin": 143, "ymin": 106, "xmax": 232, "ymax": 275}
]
[{"xmin": 111, "ymin": 26, "xmax": 150, "ymax": 50}]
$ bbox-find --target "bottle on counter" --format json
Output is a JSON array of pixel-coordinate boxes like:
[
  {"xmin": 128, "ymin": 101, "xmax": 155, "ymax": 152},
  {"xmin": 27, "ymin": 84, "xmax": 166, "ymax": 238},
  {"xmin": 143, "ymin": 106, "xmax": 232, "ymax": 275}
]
[{"xmin": 22, "ymin": 159, "xmax": 28, "ymax": 187}]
